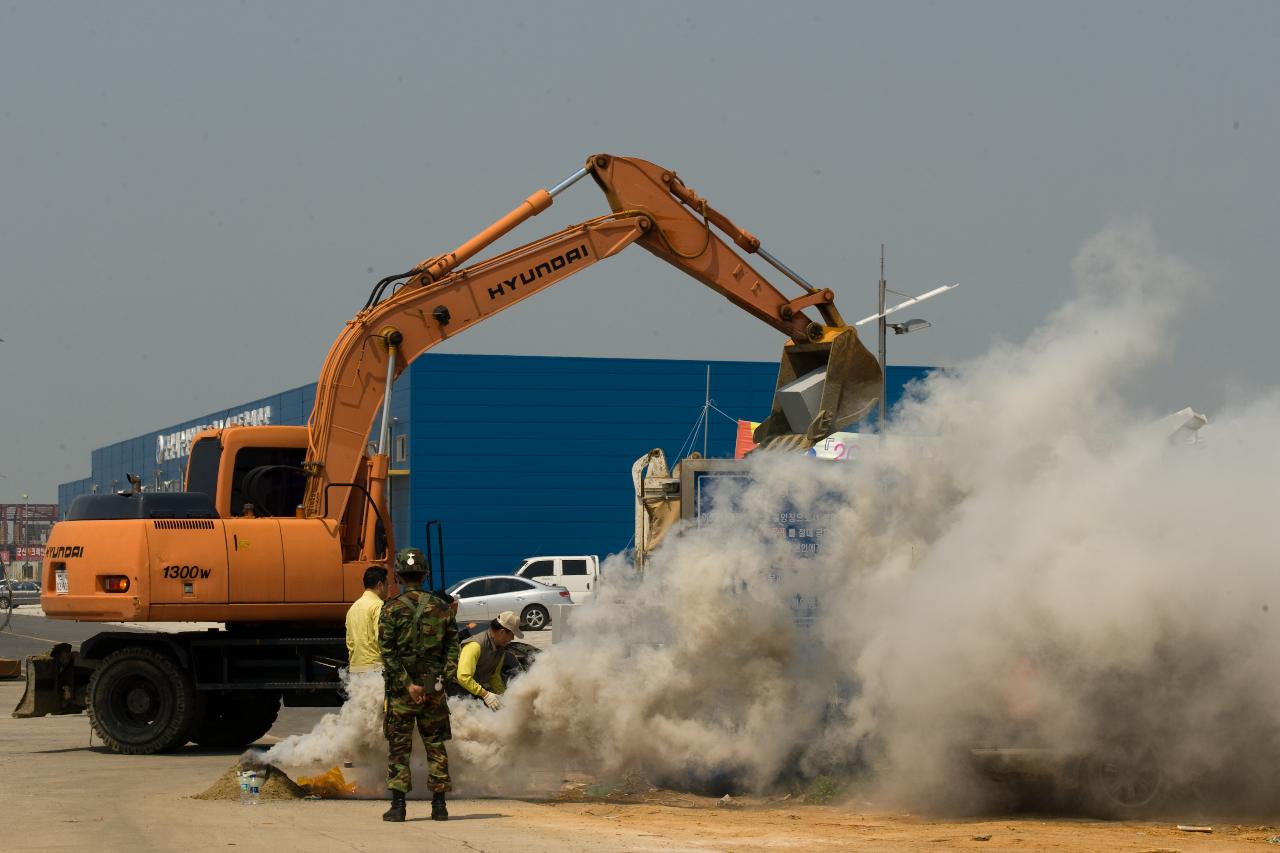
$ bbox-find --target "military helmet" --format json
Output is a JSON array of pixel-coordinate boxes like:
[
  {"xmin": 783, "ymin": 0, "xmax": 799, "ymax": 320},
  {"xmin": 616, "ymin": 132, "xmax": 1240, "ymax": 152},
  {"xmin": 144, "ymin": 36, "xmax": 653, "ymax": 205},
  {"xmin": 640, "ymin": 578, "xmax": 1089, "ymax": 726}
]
[{"xmin": 395, "ymin": 547, "xmax": 428, "ymax": 576}]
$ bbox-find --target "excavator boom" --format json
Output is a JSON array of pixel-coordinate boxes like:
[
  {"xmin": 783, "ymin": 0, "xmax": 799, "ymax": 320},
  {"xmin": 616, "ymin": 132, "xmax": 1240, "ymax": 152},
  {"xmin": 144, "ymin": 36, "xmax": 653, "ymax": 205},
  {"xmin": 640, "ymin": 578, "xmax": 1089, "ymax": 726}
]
[{"xmin": 303, "ymin": 154, "xmax": 883, "ymax": 528}]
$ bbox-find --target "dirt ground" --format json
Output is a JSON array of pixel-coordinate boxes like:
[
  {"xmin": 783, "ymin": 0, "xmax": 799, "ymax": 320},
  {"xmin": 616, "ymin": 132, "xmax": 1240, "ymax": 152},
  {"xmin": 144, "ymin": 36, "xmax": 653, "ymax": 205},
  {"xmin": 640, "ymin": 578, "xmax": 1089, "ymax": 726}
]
[{"xmin": 0, "ymin": 680, "xmax": 1275, "ymax": 852}]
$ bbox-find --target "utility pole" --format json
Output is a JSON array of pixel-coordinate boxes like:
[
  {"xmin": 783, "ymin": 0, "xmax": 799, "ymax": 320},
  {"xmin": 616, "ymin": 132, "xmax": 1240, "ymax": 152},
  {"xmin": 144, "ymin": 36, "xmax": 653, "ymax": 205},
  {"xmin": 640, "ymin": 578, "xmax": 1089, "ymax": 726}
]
[
  {"xmin": 702, "ymin": 364, "xmax": 711, "ymax": 457},
  {"xmin": 878, "ymin": 245, "xmax": 887, "ymax": 435},
  {"xmin": 19, "ymin": 493, "xmax": 29, "ymax": 580}
]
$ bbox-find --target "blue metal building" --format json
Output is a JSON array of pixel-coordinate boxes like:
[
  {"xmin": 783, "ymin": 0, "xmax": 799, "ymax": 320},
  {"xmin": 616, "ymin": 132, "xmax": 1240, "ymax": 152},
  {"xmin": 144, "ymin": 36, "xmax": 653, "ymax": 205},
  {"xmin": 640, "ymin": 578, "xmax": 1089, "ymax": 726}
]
[{"xmin": 59, "ymin": 354, "xmax": 929, "ymax": 586}]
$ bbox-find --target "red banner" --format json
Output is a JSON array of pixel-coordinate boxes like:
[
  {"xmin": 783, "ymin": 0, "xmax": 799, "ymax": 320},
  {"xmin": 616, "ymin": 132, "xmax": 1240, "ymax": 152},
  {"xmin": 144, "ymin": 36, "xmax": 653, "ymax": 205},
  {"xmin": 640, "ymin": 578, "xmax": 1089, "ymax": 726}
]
[{"xmin": 734, "ymin": 420, "xmax": 761, "ymax": 458}]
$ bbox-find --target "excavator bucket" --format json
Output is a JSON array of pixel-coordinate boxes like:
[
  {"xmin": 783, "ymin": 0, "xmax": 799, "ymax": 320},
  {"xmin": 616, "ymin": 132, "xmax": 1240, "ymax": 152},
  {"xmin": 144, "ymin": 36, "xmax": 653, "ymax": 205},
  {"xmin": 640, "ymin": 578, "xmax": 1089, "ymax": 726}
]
[{"xmin": 753, "ymin": 326, "xmax": 882, "ymax": 451}]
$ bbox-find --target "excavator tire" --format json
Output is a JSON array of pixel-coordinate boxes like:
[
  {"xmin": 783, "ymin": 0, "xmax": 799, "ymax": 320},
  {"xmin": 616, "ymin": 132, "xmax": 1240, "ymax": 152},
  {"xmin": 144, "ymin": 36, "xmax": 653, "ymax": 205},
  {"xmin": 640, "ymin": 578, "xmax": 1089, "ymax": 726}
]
[
  {"xmin": 190, "ymin": 691, "xmax": 282, "ymax": 749},
  {"xmin": 1079, "ymin": 750, "xmax": 1166, "ymax": 819},
  {"xmin": 87, "ymin": 646, "xmax": 198, "ymax": 755}
]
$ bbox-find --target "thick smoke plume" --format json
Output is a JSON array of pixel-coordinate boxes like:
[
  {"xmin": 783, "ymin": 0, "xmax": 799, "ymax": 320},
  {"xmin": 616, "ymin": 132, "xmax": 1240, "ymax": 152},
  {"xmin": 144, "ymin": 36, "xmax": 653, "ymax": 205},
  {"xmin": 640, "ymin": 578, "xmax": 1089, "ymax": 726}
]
[
  {"xmin": 262, "ymin": 671, "xmax": 385, "ymax": 789},
  {"xmin": 271, "ymin": 223, "xmax": 1280, "ymax": 813}
]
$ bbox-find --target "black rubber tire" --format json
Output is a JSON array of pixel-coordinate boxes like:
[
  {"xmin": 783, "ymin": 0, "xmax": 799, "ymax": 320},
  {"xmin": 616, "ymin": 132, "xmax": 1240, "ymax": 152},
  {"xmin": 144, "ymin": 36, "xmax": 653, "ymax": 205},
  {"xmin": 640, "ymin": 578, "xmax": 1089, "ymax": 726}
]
[
  {"xmin": 87, "ymin": 646, "xmax": 198, "ymax": 755},
  {"xmin": 1081, "ymin": 752, "xmax": 1165, "ymax": 819},
  {"xmin": 190, "ymin": 691, "xmax": 282, "ymax": 748},
  {"xmin": 521, "ymin": 604, "xmax": 550, "ymax": 631},
  {"xmin": 0, "ymin": 593, "xmax": 11, "ymax": 610}
]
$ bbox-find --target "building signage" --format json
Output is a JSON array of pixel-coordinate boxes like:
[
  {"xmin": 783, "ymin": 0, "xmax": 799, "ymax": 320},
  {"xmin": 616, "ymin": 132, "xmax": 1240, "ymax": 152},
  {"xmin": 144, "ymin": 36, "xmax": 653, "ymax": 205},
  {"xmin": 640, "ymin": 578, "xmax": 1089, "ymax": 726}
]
[
  {"xmin": 1, "ymin": 545, "xmax": 44, "ymax": 562},
  {"xmin": 809, "ymin": 432, "xmax": 866, "ymax": 461},
  {"xmin": 155, "ymin": 405, "xmax": 272, "ymax": 463}
]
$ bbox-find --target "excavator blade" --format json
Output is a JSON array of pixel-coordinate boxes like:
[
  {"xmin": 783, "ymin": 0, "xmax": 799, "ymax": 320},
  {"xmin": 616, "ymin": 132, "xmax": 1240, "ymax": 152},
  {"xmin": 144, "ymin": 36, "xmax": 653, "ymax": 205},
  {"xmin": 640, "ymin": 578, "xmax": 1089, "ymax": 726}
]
[
  {"xmin": 12, "ymin": 644, "xmax": 84, "ymax": 718},
  {"xmin": 753, "ymin": 326, "xmax": 882, "ymax": 451}
]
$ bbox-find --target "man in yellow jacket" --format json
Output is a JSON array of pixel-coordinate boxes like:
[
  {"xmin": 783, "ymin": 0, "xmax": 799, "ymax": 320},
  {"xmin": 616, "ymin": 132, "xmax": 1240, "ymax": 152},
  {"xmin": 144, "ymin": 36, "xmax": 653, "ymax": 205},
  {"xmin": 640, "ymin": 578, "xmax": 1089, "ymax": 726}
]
[
  {"xmin": 456, "ymin": 610, "xmax": 522, "ymax": 711},
  {"xmin": 346, "ymin": 566, "xmax": 389, "ymax": 673}
]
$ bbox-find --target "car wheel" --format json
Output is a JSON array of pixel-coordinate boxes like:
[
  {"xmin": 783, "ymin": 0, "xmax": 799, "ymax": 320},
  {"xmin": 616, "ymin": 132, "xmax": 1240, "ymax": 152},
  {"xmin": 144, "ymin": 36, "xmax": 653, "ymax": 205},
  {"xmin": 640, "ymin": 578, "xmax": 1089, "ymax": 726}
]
[
  {"xmin": 521, "ymin": 604, "xmax": 549, "ymax": 631},
  {"xmin": 87, "ymin": 646, "xmax": 198, "ymax": 755},
  {"xmin": 0, "ymin": 594, "xmax": 10, "ymax": 610}
]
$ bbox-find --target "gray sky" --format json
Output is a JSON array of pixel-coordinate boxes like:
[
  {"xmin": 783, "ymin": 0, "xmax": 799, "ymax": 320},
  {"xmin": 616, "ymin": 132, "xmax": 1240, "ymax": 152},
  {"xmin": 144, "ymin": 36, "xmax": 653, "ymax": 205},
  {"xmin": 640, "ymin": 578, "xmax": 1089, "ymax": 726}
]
[{"xmin": 2, "ymin": 1, "xmax": 1277, "ymax": 504}]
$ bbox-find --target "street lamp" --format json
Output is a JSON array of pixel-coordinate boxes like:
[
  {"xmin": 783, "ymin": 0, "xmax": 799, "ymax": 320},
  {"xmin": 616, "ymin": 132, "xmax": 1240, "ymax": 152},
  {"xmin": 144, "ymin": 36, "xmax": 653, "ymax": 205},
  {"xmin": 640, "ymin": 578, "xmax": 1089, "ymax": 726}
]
[
  {"xmin": 889, "ymin": 319, "xmax": 931, "ymax": 335},
  {"xmin": 853, "ymin": 246, "xmax": 959, "ymax": 434}
]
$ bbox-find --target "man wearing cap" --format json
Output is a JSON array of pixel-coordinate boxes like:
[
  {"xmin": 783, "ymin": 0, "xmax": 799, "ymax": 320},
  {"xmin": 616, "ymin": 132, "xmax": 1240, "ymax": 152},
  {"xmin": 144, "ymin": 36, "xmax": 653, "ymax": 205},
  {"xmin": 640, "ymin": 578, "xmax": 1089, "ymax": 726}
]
[
  {"xmin": 379, "ymin": 547, "xmax": 460, "ymax": 822},
  {"xmin": 456, "ymin": 610, "xmax": 522, "ymax": 711}
]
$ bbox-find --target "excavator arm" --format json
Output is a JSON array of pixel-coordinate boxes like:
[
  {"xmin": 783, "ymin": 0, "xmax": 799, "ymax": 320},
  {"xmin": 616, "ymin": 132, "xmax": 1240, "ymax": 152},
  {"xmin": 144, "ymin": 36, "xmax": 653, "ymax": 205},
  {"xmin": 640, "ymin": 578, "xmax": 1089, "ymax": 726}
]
[{"xmin": 301, "ymin": 154, "xmax": 882, "ymax": 536}]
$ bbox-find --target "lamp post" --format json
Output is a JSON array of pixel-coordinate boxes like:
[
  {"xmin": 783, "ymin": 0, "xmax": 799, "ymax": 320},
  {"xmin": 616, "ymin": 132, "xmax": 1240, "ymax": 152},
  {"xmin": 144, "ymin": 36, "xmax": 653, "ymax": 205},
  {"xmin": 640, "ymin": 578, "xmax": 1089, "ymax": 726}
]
[
  {"xmin": 876, "ymin": 248, "xmax": 929, "ymax": 433},
  {"xmin": 855, "ymin": 247, "xmax": 959, "ymax": 434},
  {"xmin": 878, "ymin": 247, "xmax": 887, "ymax": 435},
  {"xmin": 881, "ymin": 318, "xmax": 933, "ymax": 431},
  {"xmin": 20, "ymin": 493, "xmax": 31, "ymax": 580}
]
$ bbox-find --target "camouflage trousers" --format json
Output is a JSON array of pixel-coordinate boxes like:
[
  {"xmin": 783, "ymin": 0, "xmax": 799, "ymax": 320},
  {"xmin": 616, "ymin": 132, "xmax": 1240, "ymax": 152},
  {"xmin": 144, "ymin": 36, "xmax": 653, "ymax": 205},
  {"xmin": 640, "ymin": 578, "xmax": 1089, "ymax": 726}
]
[{"xmin": 385, "ymin": 689, "xmax": 452, "ymax": 794}]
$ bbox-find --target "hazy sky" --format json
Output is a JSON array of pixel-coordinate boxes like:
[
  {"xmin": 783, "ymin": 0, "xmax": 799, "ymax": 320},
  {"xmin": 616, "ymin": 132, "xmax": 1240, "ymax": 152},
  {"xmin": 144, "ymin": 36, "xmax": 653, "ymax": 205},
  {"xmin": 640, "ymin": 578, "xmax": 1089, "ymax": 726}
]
[{"xmin": 2, "ymin": 1, "xmax": 1277, "ymax": 504}]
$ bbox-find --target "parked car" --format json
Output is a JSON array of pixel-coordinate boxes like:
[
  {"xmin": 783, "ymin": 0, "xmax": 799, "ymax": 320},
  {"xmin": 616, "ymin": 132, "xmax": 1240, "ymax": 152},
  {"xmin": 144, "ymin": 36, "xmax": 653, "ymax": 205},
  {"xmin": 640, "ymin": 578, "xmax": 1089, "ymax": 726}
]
[
  {"xmin": 447, "ymin": 575, "xmax": 572, "ymax": 631},
  {"xmin": 0, "ymin": 579, "xmax": 42, "ymax": 609},
  {"xmin": 513, "ymin": 555, "xmax": 600, "ymax": 602}
]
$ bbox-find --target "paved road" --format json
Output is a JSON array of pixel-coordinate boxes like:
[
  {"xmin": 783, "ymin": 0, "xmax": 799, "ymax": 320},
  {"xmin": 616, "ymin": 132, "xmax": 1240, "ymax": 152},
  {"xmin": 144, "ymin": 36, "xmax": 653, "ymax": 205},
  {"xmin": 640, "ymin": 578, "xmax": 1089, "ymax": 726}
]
[
  {"xmin": 0, "ymin": 682, "xmax": 658, "ymax": 853},
  {"xmin": 1, "ymin": 607, "xmax": 147, "ymax": 660}
]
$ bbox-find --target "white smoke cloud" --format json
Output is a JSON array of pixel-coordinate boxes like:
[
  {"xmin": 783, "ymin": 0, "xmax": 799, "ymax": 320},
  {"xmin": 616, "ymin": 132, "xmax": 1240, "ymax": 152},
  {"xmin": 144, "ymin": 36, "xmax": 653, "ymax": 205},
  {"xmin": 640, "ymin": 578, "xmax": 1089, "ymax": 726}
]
[
  {"xmin": 268, "ymin": 222, "xmax": 1280, "ymax": 814},
  {"xmin": 262, "ymin": 670, "xmax": 385, "ymax": 773}
]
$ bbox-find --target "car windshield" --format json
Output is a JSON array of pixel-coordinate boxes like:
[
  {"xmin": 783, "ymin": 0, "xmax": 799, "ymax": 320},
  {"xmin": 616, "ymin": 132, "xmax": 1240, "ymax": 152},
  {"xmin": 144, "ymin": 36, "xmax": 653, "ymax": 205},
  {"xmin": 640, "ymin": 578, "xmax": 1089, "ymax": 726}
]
[
  {"xmin": 517, "ymin": 559, "xmax": 553, "ymax": 578},
  {"xmin": 448, "ymin": 578, "xmax": 494, "ymax": 598}
]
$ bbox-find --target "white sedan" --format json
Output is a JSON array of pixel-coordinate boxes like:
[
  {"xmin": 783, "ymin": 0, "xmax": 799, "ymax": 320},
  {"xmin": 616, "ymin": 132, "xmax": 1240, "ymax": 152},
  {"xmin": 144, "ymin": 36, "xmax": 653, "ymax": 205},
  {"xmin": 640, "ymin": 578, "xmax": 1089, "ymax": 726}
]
[{"xmin": 447, "ymin": 575, "xmax": 572, "ymax": 631}]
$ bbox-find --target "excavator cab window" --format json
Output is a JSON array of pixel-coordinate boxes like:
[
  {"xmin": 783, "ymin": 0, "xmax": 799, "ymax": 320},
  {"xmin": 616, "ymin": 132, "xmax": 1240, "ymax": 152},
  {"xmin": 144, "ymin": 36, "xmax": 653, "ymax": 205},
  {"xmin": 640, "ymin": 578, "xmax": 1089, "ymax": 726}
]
[
  {"xmin": 230, "ymin": 447, "xmax": 307, "ymax": 518},
  {"xmin": 186, "ymin": 438, "xmax": 222, "ymax": 498}
]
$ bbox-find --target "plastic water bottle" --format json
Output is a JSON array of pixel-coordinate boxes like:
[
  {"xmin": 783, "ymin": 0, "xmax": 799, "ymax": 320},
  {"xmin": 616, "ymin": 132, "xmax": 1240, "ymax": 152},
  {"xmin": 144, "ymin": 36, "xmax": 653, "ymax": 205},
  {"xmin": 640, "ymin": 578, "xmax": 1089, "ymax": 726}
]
[{"xmin": 240, "ymin": 769, "xmax": 261, "ymax": 805}]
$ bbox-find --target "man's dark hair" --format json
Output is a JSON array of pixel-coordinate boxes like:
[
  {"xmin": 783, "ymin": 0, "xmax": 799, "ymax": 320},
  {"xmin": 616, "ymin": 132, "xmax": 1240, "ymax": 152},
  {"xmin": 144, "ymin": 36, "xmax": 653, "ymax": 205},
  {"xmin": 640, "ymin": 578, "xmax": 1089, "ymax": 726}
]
[
  {"xmin": 363, "ymin": 566, "xmax": 388, "ymax": 589},
  {"xmin": 490, "ymin": 618, "xmax": 504, "ymax": 632}
]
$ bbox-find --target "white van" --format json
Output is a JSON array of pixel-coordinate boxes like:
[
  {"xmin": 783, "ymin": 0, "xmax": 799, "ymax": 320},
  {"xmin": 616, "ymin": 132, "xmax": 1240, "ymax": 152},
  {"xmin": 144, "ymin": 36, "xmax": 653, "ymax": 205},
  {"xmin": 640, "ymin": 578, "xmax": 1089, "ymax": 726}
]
[{"xmin": 514, "ymin": 555, "xmax": 600, "ymax": 602}]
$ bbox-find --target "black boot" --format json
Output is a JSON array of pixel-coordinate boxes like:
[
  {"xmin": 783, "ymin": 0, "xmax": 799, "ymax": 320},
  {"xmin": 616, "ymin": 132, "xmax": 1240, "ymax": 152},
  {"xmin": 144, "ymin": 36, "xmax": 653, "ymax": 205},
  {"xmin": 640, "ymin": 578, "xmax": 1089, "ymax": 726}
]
[
  {"xmin": 382, "ymin": 790, "xmax": 406, "ymax": 822},
  {"xmin": 431, "ymin": 791, "xmax": 449, "ymax": 821}
]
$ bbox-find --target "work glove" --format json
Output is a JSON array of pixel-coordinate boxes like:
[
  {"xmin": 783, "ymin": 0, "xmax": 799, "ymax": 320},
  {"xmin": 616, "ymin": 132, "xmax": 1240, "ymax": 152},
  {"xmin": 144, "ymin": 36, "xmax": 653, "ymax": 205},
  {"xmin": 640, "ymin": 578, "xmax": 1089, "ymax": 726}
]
[{"xmin": 483, "ymin": 691, "xmax": 502, "ymax": 711}]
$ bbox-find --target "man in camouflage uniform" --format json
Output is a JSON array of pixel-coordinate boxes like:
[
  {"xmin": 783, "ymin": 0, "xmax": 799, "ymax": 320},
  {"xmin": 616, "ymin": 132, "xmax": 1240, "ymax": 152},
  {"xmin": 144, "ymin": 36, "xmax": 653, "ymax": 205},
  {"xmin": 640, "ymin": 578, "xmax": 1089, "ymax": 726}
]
[{"xmin": 379, "ymin": 547, "xmax": 460, "ymax": 822}]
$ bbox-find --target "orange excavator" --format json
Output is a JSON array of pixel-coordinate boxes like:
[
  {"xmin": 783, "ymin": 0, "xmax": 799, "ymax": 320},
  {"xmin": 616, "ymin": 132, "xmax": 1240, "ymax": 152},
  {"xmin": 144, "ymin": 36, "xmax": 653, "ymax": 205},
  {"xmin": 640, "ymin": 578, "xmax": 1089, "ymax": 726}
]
[{"xmin": 16, "ymin": 154, "xmax": 882, "ymax": 753}]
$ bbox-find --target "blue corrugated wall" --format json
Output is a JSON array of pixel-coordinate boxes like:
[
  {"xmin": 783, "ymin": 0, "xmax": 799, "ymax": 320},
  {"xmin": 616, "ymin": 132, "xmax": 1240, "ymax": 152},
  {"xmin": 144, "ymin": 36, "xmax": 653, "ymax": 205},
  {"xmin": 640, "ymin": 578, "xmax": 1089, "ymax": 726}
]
[{"xmin": 406, "ymin": 355, "xmax": 778, "ymax": 585}]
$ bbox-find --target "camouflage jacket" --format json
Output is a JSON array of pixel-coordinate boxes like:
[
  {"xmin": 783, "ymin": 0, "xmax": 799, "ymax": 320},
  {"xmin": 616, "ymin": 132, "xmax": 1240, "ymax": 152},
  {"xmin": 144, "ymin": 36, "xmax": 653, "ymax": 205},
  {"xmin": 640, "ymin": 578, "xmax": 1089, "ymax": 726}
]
[{"xmin": 378, "ymin": 586, "xmax": 460, "ymax": 698}]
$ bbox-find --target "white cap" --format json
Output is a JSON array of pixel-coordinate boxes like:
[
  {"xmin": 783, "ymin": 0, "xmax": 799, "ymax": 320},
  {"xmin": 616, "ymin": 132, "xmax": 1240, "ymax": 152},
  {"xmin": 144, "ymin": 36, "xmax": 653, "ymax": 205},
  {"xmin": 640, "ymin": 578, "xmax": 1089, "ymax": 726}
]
[{"xmin": 496, "ymin": 610, "xmax": 524, "ymax": 639}]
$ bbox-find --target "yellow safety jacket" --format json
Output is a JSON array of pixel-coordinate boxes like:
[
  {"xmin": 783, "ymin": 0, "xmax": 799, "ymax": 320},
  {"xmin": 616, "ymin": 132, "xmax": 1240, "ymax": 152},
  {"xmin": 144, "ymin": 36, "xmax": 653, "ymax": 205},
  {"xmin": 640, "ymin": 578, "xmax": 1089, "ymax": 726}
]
[
  {"xmin": 345, "ymin": 589, "xmax": 384, "ymax": 672},
  {"xmin": 456, "ymin": 633, "xmax": 506, "ymax": 696}
]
